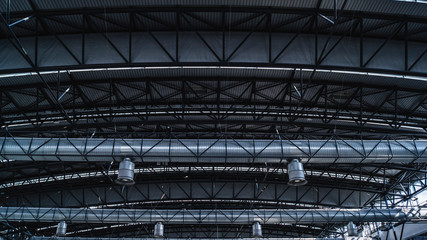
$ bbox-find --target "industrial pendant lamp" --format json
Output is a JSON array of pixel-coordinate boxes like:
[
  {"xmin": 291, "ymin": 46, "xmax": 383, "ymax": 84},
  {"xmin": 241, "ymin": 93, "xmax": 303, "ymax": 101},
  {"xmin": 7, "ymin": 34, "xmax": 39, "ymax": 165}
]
[
  {"xmin": 252, "ymin": 222, "xmax": 262, "ymax": 238},
  {"xmin": 347, "ymin": 221, "xmax": 357, "ymax": 236},
  {"xmin": 287, "ymin": 158, "xmax": 307, "ymax": 186},
  {"xmin": 55, "ymin": 221, "xmax": 67, "ymax": 236},
  {"xmin": 115, "ymin": 157, "xmax": 135, "ymax": 185},
  {"xmin": 154, "ymin": 222, "xmax": 164, "ymax": 238}
]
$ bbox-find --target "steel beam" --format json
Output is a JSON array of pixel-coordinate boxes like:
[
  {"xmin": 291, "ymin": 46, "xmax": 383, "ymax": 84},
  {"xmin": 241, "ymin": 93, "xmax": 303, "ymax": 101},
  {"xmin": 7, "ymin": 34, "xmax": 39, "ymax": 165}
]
[{"xmin": 1, "ymin": 32, "xmax": 426, "ymax": 77}]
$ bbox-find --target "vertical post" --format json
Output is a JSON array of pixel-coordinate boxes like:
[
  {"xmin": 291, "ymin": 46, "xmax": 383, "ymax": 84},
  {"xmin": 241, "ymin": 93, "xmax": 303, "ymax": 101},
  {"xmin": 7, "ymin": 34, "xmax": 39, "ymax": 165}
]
[
  {"xmin": 109, "ymin": 79, "xmax": 113, "ymax": 122},
  {"xmin": 222, "ymin": 9, "xmax": 225, "ymax": 62},
  {"xmin": 36, "ymin": 87, "xmax": 39, "ymax": 129},
  {"xmin": 399, "ymin": 223, "xmax": 405, "ymax": 240},
  {"xmin": 359, "ymin": 87, "xmax": 362, "ymax": 126},
  {"xmin": 324, "ymin": 85, "xmax": 327, "ymax": 123},
  {"xmin": 72, "ymin": 83, "xmax": 75, "ymax": 127},
  {"xmin": 315, "ymin": 14, "xmax": 318, "ymax": 66},
  {"xmin": 7, "ymin": 0, "xmax": 11, "ymax": 25},
  {"xmin": 82, "ymin": 14, "xmax": 86, "ymax": 65},
  {"xmin": 334, "ymin": 0, "xmax": 337, "ymax": 22},
  {"xmin": 0, "ymin": 88, "xmax": 3, "ymax": 128},
  {"xmin": 404, "ymin": 21, "xmax": 408, "ymax": 71},
  {"xmin": 35, "ymin": 17, "xmax": 39, "ymax": 68},
  {"xmin": 360, "ymin": 18, "xmax": 363, "ymax": 68},
  {"xmin": 57, "ymin": 71, "xmax": 60, "ymax": 99},
  {"xmin": 268, "ymin": 12, "xmax": 272, "ymax": 63},
  {"xmin": 394, "ymin": 89, "xmax": 398, "ymax": 129},
  {"xmin": 129, "ymin": 12, "xmax": 133, "ymax": 63},
  {"xmin": 175, "ymin": 11, "xmax": 179, "ymax": 62}
]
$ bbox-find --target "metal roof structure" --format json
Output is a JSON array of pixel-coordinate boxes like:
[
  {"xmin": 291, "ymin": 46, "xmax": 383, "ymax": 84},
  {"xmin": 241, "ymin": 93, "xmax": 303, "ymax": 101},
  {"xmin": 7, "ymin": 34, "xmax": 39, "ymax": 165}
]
[{"xmin": 1, "ymin": 0, "xmax": 427, "ymax": 239}]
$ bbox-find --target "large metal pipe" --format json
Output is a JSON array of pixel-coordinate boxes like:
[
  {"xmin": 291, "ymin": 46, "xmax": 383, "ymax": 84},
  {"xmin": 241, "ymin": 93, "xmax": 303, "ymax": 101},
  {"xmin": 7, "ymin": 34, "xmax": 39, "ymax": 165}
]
[
  {"xmin": 0, "ymin": 207, "xmax": 411, "ymax": 224},
  {"xmin": 30, "ymin": 238, "xmax": 374, "ymax": 240},
  {"xmin": 1, "ymin": 137, "xmax": 426, "ymax": 163}
]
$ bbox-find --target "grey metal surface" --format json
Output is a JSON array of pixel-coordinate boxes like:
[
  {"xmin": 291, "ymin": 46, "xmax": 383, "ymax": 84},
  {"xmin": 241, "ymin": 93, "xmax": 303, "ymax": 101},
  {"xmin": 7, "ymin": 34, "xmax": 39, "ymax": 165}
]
[
  {"xmin": 347, "ymin": 222, "xmax": 357, "ymax": 237},
  {"xmin": 55, "ymin": 221, "xmax": 67, "ymax": 236},
  {"xmin": 29, "ymin": 238, "xmax": 374, "ymax": 240},
  {"xmin": 1, "ymin": 31, "xmax": 426, "ymax": 75},
  {"xmin": 288, "ymin": 159, "xmax": 307, "ymax": 186},
  {"xmin": 3, "ymin": 0, "xmax": 427, "ymax": 18},
  {"xmin": 252, "ymin": 222, "xmax": 263, "ymax": 237},
  {"xmin": 1, "ymin": 137, "xmax": 427, "ymax": 163},
  {"xmin": 29, "ymin": 237, "xmax": 374, "ymax": 240},
  {"xmin": 0, "ymin": 180, "xmax": 376, "ymax": 208},
  {"xmin": 0, "ymin": 207, "xmax": 410, "ymax": 224},
  {"xmin": 115, "ymin": 158, "xmax": 135, "ymax": 186},
  {"xmin": 153, "ymin": 222, "xmax": 164, "ymax": 238},
  {"xmin": 380, "ymin": 222, "xmax": 427, "ymax": 240}
]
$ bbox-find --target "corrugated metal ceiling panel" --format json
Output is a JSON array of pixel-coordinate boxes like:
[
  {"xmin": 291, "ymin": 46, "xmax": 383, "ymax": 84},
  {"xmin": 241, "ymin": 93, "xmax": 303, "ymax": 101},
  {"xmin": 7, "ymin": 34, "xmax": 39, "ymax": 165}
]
[
  {"xmin": 0, "ymin": 0, "xmax": 31, "ymax": 12},
  {"xmin": 344, "ymin": 0, "xmax": 427, "ymax": 17},
  {"xmin": 33, "ymin": 0, "xmax": 318, "ymax": 10},
  {"xmin": 1, "ymin": 67, "xmax": 426, "ymax": 94},
  {"xmin": 4, "ymin": 0, "xmax": 420, "ymax": 18}
]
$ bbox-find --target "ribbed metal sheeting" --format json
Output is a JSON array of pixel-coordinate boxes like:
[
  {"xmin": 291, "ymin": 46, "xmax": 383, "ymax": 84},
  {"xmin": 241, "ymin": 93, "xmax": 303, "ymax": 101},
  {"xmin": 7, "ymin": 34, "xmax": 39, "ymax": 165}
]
[
  {"xmin": 30, "ymin": 238, "xmax": 374, "ymax": 240},
  {"xmin": 0, "ymin": 207, "xmax": 409, "ymax": 224},
  {"xmin": 1, "ymin": 137, "xmax": 427, "ymax": 163},
  {"xmin": 5, "ymin": 0, "xmax": 427, "ymax": 27}
]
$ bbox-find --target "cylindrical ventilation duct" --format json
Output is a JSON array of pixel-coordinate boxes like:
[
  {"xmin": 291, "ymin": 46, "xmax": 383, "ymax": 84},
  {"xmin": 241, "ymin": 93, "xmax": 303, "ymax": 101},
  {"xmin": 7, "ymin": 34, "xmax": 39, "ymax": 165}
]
[
  {"xmin": 1, "ymin": 137, "xmax": 427, "ymax": 164},
  {"xmin": 153, "ymin": 222, "xmax": 164, "ymax": 238},
  {"xmin": 347, "ymin": 221, "xmax": 357, "ymax": 236},
  {"xmin": 30, "ymin": 238, "xmax": 367, "ymax": 240},
  {"xmin": 0, "ymin": 207, "xmax": 411, "ymax": 224},
  {"xmin": 56, "ymin": 221, "xmax": 67, "ymax": 236},
  {"xmin": 115, "ymin": 158, "xmax": 135, "ymax": 186},
  {"xmin": 287, "ymin": 159, "xmax": 307, "ymax": 186},
  {"xmin": 252, "ymin": 222, "xmax": 262, "ymax": 237}
]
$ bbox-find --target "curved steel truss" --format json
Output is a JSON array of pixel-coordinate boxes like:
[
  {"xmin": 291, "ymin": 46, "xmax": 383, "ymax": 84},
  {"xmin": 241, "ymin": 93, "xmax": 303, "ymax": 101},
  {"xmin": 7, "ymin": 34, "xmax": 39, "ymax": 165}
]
[
  {"xmin": 1, "ymin": 0, "xmax": 427, "ymax": 239},
  {"xmin": 1, "ymin": 6, "xmax": 427, "ymax": 76},
  {"xmin": 1, "ymin": 74, "xmax": 427, "ymax": 138}
]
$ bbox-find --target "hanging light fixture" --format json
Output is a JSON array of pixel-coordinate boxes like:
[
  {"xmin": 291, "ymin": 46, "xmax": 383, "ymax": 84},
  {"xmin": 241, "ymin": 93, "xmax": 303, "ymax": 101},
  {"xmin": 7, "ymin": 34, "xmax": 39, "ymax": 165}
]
[
  {"xmin": 115, "ymin": 157, "xmax": 135, "ymax": 185},
  {"xmin": 55, "ymin": 221, "xmax": 67, "ymax": 236},
  {"xmin": 153, "ymin": 222, "xmax": 164, "ymax": 238},
  {"xmin": 347, "ymin": 221, "xmax": 358, "ymax": 236},
  {"xmin": 287, "ymin": 158, "xmax": 307, "ymax": 186},
  {"xmin": 252, "ymin": 222, "xmax": 262, "ymax": 238}
]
